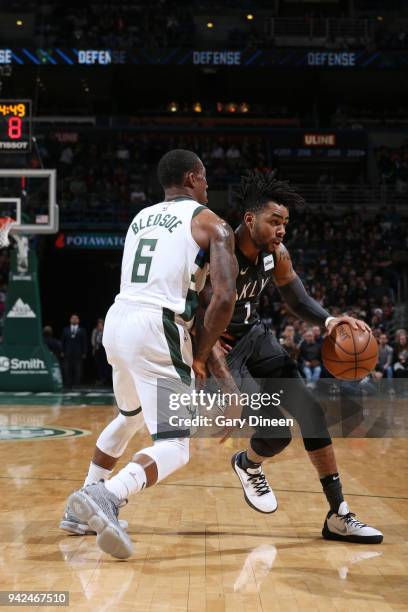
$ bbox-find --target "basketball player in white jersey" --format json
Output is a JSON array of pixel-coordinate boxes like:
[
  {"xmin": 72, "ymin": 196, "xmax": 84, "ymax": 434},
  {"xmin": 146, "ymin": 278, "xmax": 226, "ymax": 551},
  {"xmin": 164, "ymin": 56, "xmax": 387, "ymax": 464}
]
[{"xmin": 63, "ymin": 150, "xmax": 237, "ymax": 559}]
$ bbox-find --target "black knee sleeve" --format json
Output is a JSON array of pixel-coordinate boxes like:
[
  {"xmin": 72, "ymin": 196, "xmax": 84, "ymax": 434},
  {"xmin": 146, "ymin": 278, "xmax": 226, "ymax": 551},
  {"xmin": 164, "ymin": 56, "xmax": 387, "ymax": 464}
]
[
  {"xmin": 250, "ymin": 433, "xmax": 292, "ymax": 458},
  {"xmin": 302, "ymin": 437, "xmax": 332, "ymax": 452}
]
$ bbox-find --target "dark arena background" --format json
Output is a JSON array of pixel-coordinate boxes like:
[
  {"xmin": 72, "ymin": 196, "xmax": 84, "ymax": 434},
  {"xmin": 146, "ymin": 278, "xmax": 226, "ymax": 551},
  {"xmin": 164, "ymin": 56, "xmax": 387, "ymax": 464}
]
[{"xmin": 0, "ymin": 1, "xmax": 407, "ymax": 610}]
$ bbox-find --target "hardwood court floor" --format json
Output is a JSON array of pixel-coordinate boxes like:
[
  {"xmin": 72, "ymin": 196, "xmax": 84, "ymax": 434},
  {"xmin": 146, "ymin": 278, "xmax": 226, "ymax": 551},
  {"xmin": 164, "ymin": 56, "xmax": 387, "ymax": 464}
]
[{"xmin": 0, "ymin": 400, "xmax": 406, "ymax": 611}]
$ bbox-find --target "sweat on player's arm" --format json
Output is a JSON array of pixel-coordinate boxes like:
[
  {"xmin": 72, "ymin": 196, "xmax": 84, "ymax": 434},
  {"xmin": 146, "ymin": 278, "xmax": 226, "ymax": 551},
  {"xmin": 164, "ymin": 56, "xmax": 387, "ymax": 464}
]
[
  {"xmin": 272, "ymin": 243, "xmax": 370, "ymax": 334},
  {"xmin": 191, "ymin": 209, "xmax": 238, "ymax": 380}
]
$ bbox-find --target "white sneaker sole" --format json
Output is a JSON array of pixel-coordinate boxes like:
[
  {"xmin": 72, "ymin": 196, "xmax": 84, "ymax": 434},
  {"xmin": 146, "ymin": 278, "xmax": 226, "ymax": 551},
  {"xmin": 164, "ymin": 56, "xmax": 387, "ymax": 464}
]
[
  {"xmin": 59, "ymin": 518, "xmax": 129, "ymax": 536},
  {"xmin": 59, "ymin": 519, "xmax": 94, "ymax": 535},
  {"xmin": 68, "ymin": 491, "xmax": 133, "ymax": 559},
  {"xmin": 231, "ymin": 452, "xmax": 278, "ymax": 514},
  {"xmin": 322, "ymin": 520, "xmax": 383, "ymax": 544}
]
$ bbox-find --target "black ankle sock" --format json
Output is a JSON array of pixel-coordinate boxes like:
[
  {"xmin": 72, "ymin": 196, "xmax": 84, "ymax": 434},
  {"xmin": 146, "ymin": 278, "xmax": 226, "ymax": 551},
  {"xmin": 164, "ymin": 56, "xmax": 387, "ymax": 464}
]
[
  {"xmin": 239, "ymin": 451, "xmax": 261, "ymax": 470},
  {"xmin": 320, "ymin": 473, "xmax": 344, "ymax": 513}
]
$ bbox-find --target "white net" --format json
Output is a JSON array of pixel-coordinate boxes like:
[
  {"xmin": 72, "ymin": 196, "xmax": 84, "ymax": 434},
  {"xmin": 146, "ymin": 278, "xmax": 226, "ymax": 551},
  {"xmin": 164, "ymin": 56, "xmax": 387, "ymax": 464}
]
[
  {"xmin": 0, "ymin": 218, "xmax": 29, "ymax": 273},
  {"xmin": 0, "ymin": 217, "xmax": 15, "ymax": 249}
]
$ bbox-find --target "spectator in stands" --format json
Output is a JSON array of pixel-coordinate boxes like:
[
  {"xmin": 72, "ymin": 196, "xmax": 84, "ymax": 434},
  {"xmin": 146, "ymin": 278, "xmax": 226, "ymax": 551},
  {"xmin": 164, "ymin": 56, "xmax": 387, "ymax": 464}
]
[
  {"xmin": 91, "ymin": 318, "xmax": 111, "ymax": 387},
  {"xmin": 393, "ymin": 329, "xmax": 408, "ymax": 379},
  {"xmin": 298, "ymin": 328, "xmax": 322, "ymax": 388},
  {"xmin": 290, "ymin": 318, "xmax": 303, "ymax": 343},
  {"xmin": 130, "ymin": 184, "xmax": 147, "ymax": 208},
  {"xmin": 279, "ymin": 325, "xmax": 299, "ymax": 362},
  {"xmin": 368, "ymin": 275, "xmax": 393, "ymax": 305},
  {"xmin": 381, "ymin": 295, "xmax": 394, "ymax": 320},
  {"xmin": 226, "ymin": 143, "xmax": 241, "ymax": 164},
  {"xmin": 370, "ymin": 308, "xmax": 386, "ymax": 333},
  {"xmin": 373, "ymin": 333, "xmax": 394, "ymax": 380},
  {"xmin": 211, "ymin": 142, "xmax": 225, "ymax": 160},
  {"xmin": 61, "ymin": 314, "xmax": 87, "ymax": 388},
  {"xmin": 312, "ymin": 325, "xmax": 324, "ymax": 346}
]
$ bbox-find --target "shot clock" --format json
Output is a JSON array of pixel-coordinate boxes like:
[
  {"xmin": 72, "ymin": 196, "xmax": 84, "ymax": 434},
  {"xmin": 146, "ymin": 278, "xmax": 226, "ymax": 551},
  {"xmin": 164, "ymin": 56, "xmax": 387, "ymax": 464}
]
[{"xmin": 0, "ymin": 100, "xmax": 32, "ymax": 152}]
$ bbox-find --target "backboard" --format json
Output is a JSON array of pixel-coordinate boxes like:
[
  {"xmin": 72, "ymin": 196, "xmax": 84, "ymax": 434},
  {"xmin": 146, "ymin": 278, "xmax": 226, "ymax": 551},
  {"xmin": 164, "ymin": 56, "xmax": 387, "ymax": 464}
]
[{"xmin": 0, "ymin": 169, "xmax": 59, "ymax": 234}]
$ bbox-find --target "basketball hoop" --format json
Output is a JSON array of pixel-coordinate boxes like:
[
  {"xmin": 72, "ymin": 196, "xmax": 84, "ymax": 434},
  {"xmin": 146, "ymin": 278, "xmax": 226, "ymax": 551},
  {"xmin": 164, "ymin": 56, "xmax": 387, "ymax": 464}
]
[
  {"xmin": 0, "ymin": 217, "xmax": 29, "ymax": 274},
  {"xmin": 0, "ymin": 216, "xmax": 16, "ymax": 249}
]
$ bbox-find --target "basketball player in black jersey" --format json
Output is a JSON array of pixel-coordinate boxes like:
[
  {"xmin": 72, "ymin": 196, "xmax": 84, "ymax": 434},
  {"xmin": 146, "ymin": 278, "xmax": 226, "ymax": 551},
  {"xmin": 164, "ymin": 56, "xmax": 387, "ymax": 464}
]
[{"xmin": 201, "ymin": 171, "xmax": 383, "ymax": 544}]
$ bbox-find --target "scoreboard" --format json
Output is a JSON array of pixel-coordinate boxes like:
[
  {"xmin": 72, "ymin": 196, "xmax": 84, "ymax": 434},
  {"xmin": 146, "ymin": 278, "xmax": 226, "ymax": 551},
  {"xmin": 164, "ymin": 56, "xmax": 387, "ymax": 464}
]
[{"xmin": 0, "ymin": 100, "xmax": 32, "ymax": 152}]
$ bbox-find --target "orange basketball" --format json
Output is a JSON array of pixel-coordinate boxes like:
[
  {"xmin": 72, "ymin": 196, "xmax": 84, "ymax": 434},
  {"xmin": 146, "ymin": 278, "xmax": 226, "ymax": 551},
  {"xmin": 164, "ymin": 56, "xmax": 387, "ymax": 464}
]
[{"xmin": 322, "ymin": 323, "xmax": 378, "ymax": 380}]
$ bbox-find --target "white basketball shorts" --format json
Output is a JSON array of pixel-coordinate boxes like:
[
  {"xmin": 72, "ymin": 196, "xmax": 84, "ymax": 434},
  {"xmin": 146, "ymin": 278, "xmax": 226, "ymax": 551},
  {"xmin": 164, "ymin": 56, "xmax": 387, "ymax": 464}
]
[{"xmin": 103, "ymin": 300, "xmax": 194, "ymax": 438}]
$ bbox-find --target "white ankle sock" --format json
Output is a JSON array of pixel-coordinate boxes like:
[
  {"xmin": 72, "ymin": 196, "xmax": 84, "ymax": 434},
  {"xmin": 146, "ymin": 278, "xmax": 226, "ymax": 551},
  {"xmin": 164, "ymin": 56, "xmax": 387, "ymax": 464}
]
[
  {"xmin": 84, "ymin": 462, "xmax": 112, "ymax": 487},
  {"xmin": 104, "ymin": 462, "xmax": 147, "ymax": 501}
]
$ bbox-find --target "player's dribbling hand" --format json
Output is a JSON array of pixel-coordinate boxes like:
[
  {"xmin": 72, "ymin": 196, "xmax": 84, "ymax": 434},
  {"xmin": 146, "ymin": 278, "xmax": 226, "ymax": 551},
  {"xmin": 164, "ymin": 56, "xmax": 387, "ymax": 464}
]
[{"xmin": 325, "ymin": 315, "xmax": 370, "ymax": 336}]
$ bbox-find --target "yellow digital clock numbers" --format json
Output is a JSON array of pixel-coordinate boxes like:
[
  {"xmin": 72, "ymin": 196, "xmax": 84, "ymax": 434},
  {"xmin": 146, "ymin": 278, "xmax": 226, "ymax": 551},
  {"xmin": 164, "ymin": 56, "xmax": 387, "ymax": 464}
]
[
  {"xmin": 0, "ymin": 103, "xmax": 27, "ymax": 117},
  {"xmin": 0, "ymin": 99, "xmax": 32, "ymax": 152}
]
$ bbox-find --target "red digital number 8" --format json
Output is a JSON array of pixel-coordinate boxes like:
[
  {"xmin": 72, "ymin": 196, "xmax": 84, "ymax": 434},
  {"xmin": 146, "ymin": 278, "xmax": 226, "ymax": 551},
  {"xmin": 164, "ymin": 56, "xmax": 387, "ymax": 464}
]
[{"xmin": 8, "ymin": 117, "xmax": 22, "ymax": 139}]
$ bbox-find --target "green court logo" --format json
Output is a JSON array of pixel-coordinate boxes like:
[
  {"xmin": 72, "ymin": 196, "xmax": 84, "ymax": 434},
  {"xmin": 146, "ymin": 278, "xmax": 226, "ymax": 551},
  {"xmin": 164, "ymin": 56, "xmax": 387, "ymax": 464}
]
[{"xmin": 0, "ymin": 426, "xmax": 90, "ymax": 441}]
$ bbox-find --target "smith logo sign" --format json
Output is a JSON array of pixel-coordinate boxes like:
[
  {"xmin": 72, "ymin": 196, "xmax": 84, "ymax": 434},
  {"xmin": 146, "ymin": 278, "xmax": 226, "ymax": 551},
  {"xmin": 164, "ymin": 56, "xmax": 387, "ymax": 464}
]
[{"xmin": 0, "ymin": 356, "xmax": 47, "ymax": 374}]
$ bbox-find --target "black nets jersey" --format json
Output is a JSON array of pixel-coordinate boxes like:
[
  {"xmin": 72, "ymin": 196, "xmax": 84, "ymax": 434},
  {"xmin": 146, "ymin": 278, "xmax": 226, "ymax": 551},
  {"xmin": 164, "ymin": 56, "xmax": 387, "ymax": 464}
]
[{"xmin": 226, "ymin": 246, "xmax": 277, "ymax": 338}]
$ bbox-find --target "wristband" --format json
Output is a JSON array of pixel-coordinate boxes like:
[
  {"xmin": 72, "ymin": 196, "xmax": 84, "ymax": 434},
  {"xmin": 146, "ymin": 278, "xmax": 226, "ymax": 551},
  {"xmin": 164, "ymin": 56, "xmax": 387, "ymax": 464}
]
[{"xmin": 325, "ymin": 316, "xmax": 336, "ymax": 328}]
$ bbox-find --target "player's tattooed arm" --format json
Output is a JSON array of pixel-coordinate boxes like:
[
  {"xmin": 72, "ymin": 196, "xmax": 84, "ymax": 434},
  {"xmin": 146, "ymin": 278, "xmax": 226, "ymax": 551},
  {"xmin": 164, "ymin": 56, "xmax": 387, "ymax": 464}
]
[
  {"xmin": 273, "ymin": 245, "xmax": 369, "ymax": 332},
  {"xmin": 198, "ymin": 280, "xmax": 239, "ymax": 388},
  {"xmin": 272, "ymin": 243, "xmax": 297, "ymax": 286},
  {"xmin": 192, "ymin": 211, "xmax": 238, "ymax": 367},
  {"xmin": 273, "ymin": 244, "xmax": 331, "ymax": 327},
  {"xmin": 198, "ymin": 278, "xmax": 243, "ymax": 441}
]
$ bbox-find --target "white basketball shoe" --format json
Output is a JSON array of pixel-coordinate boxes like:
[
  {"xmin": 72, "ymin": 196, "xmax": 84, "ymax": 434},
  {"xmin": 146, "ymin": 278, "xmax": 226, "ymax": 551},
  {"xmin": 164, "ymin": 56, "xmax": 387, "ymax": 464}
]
[
  {"xmin": 60, "ymin": 500, "xmax": 128, "ymax": 535},
  {"xmin": 68, "ymin": 481, "xmax": 134, "ymax": 559},
  {"xmin": 322, "ymin": 501, "xmax": 383, "ymax": 544},
  {"xmin": 231, "ymin": 451, "xmax": 278, "ymax": 514}
]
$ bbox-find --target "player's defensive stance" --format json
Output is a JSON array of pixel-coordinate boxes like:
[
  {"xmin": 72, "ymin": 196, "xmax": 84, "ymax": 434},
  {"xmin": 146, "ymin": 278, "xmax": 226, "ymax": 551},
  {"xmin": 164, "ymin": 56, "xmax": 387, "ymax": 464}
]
[
  {"xmin": 205, "ymin": 171, "xmax": 383, "ymax": 544},
  {"xmin": 62, "ymin": 150, "xmax": 237, "ymax": 558}
]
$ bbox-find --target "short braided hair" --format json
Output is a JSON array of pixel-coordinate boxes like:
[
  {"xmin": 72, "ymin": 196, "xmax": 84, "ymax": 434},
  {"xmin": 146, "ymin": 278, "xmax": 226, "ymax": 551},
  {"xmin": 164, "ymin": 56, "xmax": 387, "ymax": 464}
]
[{"xmin": 233, "ymin": 170, "xmax": 305, "ymax": 214}]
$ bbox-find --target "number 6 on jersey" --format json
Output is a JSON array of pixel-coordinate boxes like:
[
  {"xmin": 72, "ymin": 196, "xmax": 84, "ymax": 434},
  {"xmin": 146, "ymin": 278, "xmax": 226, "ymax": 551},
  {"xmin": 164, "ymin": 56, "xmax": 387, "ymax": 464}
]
[{"xmin": 132, "ymin": 238, "xmax": 158, "ymax": 283}]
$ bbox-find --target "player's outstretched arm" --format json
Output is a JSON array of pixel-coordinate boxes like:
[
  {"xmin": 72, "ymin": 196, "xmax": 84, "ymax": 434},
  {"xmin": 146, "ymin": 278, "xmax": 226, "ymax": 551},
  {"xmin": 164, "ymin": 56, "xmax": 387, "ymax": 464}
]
[
  {"xmin": 192, "ymin": 210, "xmax": 238, "ymax": 374},
  {"xmin": 273, "ymin": 244, "xmax": 331, "ymax": 326},
  {"xmin": 273, "ymin": 244, "xmax": 369, "ymax": 332}
]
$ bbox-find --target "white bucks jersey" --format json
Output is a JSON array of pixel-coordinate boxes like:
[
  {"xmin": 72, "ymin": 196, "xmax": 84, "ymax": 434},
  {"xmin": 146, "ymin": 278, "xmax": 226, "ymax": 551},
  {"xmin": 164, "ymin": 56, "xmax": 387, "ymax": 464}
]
[{"xmin": 117, "ymin": 197, "xmax": 209, "ymax": 327}]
